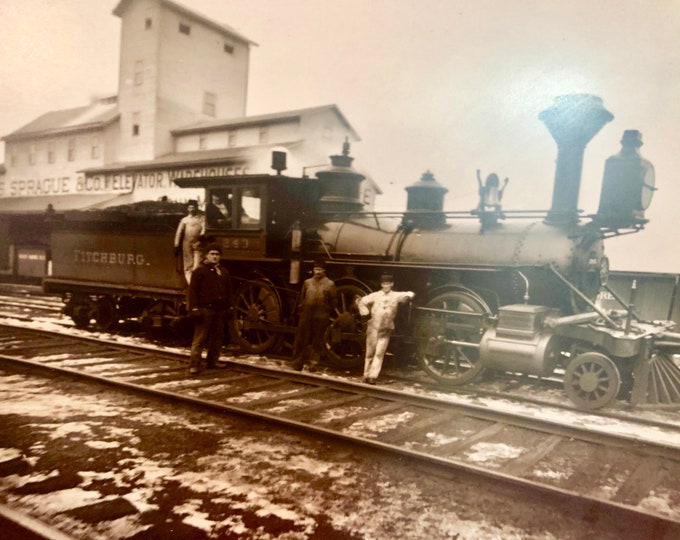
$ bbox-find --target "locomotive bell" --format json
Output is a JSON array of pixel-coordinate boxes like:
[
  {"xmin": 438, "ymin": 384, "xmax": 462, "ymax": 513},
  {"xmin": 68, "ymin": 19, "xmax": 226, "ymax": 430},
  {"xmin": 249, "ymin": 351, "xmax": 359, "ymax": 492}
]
[
  {"xmin": 595, "ymin": 130, "xmax": 655, "ymax": 229},
  {"xmin": 403, "ymin": 170, "xmax": 448, "ymax": 229},
  {"xmin": 539, "ymin": 94, "xmax": 614, "ymax": 225},
  {"xmin": 315, "ymin": 139, "xmax": 365, "ymax": 213}
]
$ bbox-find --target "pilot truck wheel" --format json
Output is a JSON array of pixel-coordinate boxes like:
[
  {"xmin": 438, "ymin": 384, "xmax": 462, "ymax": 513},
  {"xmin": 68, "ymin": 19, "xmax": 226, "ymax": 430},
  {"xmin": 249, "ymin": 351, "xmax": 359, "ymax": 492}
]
[{"xmin": 563, "ymin": 351, "xmax": 621, "ymax": 409}]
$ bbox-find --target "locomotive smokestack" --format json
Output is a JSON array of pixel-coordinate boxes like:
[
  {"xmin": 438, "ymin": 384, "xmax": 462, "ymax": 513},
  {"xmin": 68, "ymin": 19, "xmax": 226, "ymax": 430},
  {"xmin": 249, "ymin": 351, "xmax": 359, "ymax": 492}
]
[{"xmin": 539, "ymin": 94, "xmax": 613, "ymax": 225}]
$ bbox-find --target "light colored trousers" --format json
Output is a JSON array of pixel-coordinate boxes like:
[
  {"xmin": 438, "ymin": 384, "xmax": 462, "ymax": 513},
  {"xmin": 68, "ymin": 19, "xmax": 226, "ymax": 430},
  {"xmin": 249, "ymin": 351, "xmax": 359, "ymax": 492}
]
[
  {"xmin": 364, "ymin": 326, "xmax": 392, "ymax": 379},
  {"xmin": 184, "ymin": 249, "xmax": 203, "ymax": 284}
]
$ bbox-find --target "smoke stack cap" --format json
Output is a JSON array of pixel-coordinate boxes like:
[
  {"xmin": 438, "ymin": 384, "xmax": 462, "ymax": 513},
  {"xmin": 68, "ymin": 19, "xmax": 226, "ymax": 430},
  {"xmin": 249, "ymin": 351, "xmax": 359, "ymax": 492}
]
[{"xmin": 621, "ymin": 130, "xmax": 643, "ymax": 148}]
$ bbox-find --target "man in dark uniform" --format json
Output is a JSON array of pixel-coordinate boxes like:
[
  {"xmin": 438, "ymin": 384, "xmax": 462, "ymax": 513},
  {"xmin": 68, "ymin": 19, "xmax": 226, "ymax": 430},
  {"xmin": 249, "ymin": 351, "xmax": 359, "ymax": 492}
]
[
  {"xmin": 188, "ymin": 243, "xmax": 233, "ymax": 375},
  {"xmin": 291, "ymin": 259, "xmax": 337, "ymax": 372}
]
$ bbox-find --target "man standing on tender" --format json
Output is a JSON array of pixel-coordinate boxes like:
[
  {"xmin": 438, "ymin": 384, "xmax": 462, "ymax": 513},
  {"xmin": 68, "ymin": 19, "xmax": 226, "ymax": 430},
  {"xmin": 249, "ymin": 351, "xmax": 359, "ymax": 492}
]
[{"xmin": 174, "ymin": 199, "xmax": 204, "ymax": 284}]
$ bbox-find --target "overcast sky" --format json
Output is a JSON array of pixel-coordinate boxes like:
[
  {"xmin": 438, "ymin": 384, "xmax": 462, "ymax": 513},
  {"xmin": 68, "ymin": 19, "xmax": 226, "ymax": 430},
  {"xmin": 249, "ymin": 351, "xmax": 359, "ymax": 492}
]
[{"xmin": 0, "ymin": 0, "xmax": 678, "ymax": 272}]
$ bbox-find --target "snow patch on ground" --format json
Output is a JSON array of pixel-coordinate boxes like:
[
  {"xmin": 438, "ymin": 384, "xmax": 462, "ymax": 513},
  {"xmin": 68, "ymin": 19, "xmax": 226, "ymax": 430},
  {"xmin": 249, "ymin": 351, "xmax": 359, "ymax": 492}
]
[
  {"xmin": 343, "ymin": 410, "xmax": 416, "ymax": 438},
  {"xmin": 464, "ymin": 442, "xmax": 525, "ymax": 467}
]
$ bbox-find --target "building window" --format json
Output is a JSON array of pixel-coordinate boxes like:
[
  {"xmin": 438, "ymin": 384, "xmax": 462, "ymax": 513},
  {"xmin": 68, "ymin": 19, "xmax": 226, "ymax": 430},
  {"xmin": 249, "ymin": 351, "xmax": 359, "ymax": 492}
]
[
  {"xmin": 322, "ymin": 125, "xmax": 333, "ymax": 140},
  {"xmin": 179, "ymin": 22, "xmax": 191, "ymax": 35},
  {"xmin": 67, "ymin": 139, "xmax": 76, "ymax": 161},
  {"xmin": 48, "ymin": 142, "xmax": 55, "ymax": 164},
  {"xmin": 203, "ymin": 92, "xmax": 216, "ymax": 117},
  {"xmin": 228, "ymin": 131, "xmax": 237, "ymax": 147},
  {"xmin": 224, "ymin": 41, "xmax": 234, "ymax": 54},
  {"xmin": 29, "ymin": 145, "xmax": 36, "ymax": 165},
  {"xmin": 91, "ymin": 137, "xmax": 100, "ymax": 159},
  {"xmin": 134, "ymin": 60, "xmax": 144, "ymax": 85},
  {"xmin": 132, "ymin": 112, "xmax": 140, "ymax": 136},
  {"xmin": 259, "ymin": 126, "xmax": 269, "ymax": 144},
  {"xmin": 145, "ymin": 17, "xmax": 152, "ymax": 29},
  {"xmin": 199, "ymin": 135, "xmax": 207, "ymax": 150},
  {"xmin": 9, "ymin": 148, "xmax": 16, "ymax": 167}
]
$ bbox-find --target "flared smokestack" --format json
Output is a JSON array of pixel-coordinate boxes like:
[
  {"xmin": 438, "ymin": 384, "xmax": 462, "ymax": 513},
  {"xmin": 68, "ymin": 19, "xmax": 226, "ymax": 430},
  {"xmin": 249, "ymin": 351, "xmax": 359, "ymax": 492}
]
[{"xmin": 539, "ymin": 94, "xmax": 613, "ymax": 225}]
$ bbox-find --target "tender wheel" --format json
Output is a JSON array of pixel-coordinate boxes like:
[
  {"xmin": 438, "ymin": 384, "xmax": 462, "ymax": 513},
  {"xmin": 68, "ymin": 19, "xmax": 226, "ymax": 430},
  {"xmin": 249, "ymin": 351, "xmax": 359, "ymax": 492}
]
[
  {"xmin": 94, "ymin": 296, "xmax": 118, "ymax": 331},
  {"xmin": 416, "ymin": 290, "xmax": 490, "ymax": 386},
  {"xmin": 564, "ymin": 351, "xmax": 621, "ymax": 409},
  {"xmin": 71, "ymin": 309, "xmax": 92, "ymax": 329},
  {"xmin": 324, "ymin": 283, "xmax": 370, "ymax": 369},
  {"xmin": 69, "ymin": 295, "xmax": 94, "ymax": 329},
  {"xmin": 232, "ymin": 279, "xmax": 283, "ymax": 354}
]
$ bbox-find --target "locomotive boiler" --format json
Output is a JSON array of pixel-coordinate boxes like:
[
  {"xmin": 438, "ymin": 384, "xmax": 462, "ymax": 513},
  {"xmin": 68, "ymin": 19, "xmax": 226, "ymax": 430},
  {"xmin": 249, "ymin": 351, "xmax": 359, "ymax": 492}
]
[{"xmin": 43, "ymin": 93, "xmax": 680, "ymax": 409}]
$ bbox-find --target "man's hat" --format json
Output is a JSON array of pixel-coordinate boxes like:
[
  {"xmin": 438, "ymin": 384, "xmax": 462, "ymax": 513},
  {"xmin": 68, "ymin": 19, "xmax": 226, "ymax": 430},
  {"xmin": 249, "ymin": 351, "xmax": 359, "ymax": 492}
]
[
  {"xmin": 187, "ymin": 199, "xmax": 198, "ymax": 206},
  {"xmin": 312, "ymin": 258, "xmax": 326, "ymax": 269},
  {"xmin": 206, "ymin": 243, "xmax": 222, "ymax": 254},
  {"xmin": 380, "ymin": 273, "xmax": 394, "ymax": 283}
]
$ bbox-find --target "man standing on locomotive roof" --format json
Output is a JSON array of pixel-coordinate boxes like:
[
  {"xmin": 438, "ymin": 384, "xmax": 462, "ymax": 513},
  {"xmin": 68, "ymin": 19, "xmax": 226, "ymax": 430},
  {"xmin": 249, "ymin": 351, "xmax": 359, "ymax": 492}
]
[
  {"xmin": 174, "ymin": 199, "xmax": 205, "ymax": 285},
  {"xmin": 358, "ymin": 273, "xmax": 415, "ymax": 384},
  {"xmin": 292, "ymin": 259, "xmax": 337, "ymax": 372},
  {"xmin": 187, "ymin": 243, "xmax": 233, "ymax": 375}
]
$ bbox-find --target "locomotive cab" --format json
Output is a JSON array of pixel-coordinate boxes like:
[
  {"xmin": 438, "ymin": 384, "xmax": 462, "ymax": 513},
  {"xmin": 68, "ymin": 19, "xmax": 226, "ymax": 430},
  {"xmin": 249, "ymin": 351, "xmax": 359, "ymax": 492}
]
[{"xmin": 174, "ymin": 173, "xmax": 322, "ymax": 260}]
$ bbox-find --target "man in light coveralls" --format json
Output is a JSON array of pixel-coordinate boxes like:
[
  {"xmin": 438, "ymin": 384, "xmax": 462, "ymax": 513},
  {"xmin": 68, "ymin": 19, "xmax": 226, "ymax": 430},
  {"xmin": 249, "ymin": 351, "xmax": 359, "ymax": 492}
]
[{"xmin": 358, "ymin": 273, "xmax": 414, "ymax": 384}]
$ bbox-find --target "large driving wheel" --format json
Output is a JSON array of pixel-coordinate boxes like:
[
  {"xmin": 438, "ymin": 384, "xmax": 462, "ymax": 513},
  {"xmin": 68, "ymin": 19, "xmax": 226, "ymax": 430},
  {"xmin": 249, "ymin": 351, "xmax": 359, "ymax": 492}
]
[
  {"xmin": 416, "ymin": 289, "xmax": 490, "ymax": 386},
  {"xmin": 232, "ymin": 279, "xmax": 283, "ymax": 354},
  {"xmin": 324, "ymin": 283, "xmax": 370, "ymax": 369},
  {"xmin": 564, "ymin": 351, "xmax": 621, "ymax": 409}
]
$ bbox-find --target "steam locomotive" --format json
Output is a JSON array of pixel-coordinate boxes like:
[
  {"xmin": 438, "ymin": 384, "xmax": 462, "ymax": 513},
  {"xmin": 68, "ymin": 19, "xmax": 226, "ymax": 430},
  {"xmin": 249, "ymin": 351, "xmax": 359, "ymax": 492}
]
[{"xmin": 44, "ymin": 94, "xmax": 680, "ymax": 409}]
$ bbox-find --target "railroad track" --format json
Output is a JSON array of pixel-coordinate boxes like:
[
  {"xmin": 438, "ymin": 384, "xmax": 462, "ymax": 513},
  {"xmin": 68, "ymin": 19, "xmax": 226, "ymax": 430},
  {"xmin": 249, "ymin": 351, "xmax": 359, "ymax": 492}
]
[
  {"xmin": 0, "ymin": 285, "xmax": 63, "ymax": 321},
  {"xmin": 1, "ymin": 323, "xmax": 680, "ymax": 533},
  {"xmin": 4, "ymin": 283, "xmax": 679, "ymax": 420}
]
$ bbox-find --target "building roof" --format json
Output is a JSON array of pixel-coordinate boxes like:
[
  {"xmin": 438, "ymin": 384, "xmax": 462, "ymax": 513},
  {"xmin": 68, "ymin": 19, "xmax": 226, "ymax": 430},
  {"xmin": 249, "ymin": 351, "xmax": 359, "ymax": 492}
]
[
  {"xmin": 112, "ymin": 0, "xmax": 257, "ymax": 46},
  {"xmin": 80, "ymin": 139, "xmax": 381, "ymax": 195},
  {"xmin": 3, "ymin": 100, "xmax": 119, "ymax": 142},
  {"xmin": 172, "ymin": 104, "xmax": 361, "ymax": 141},
  {"xmin": 0, "ymin": 193, "xmax": 128, "ymax": 214},
  {"xmin": 80, "ymin": 140, "xmax": 305, "ymax": 174}
]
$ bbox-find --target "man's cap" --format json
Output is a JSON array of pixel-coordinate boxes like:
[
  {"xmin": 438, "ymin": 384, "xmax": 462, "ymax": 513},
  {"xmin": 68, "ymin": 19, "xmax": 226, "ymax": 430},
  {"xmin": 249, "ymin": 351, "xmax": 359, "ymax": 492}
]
[
  {"xmin": 380, "ymin": 273, "xmax": 394, "ymax": 283},
  {"xmin": 312, "ymin": 258, "xmax": 326, "ymax": 269},
  {"xmin": 187, "ymin": 199, "xmax": 198, "ymax": 206},
  {"xmin": 206, "ymin": 243, "xmax": 222, "ymax": 254}
]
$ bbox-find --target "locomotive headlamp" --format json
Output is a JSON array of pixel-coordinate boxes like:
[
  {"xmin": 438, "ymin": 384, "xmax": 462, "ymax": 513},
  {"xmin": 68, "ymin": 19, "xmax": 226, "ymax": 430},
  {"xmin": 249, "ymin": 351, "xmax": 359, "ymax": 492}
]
[{"xmin": 596, "ymin": 130, "xmax": 655, "ymax": 229}]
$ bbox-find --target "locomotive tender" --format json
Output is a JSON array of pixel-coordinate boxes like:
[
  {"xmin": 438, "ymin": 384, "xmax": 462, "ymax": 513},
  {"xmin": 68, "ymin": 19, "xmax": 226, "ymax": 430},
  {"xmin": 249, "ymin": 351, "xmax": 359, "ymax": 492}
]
[{"xmin": 44, "ymin": 94, "xmax": 680, "ymax": 409}]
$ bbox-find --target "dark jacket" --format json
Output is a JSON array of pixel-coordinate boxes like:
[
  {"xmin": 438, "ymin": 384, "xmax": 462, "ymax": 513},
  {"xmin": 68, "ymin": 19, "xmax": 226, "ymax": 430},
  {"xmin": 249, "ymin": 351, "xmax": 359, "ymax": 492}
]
[
  {"xmin": 188, "ymin": 261, "xmax": 233, "ymax": 310},
  {"xmin": 296, "ymin": 276, "xmax": 337, "ymax": 319}
]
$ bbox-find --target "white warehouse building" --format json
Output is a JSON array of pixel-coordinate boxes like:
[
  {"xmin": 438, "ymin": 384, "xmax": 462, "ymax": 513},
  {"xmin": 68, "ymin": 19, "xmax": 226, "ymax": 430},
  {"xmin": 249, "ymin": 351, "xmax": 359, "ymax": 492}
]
[{"xmin": 0, "ymin": 0, "xmax": 378, "ymax": 213}]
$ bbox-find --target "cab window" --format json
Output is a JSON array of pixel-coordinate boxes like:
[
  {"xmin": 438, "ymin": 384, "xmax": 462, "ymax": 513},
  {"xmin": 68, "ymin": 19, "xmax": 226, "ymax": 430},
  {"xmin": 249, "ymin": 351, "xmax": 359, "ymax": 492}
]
[
  {"xmin": 206, "ymin": 189, "xmax": 233, "ymax": 228},
  {"xmin": 205, "ymin": 186, "xmax": 262, "ymax": 229},
  {"xmin": 239, "ymin": 187, "xmax": 261, "ymax": 228}
]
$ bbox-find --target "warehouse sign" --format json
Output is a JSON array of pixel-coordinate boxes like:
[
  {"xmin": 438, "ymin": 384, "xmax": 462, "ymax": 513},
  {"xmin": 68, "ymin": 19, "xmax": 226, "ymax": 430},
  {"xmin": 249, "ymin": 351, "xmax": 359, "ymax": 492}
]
[{"xmin": 0, "ymin": 162, "xmax": 250, "ymax": 197}]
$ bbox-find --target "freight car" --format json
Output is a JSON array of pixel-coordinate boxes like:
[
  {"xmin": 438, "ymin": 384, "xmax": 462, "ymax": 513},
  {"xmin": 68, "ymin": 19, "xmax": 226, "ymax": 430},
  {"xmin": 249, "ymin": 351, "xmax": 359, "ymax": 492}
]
[{"xmin": 44, "ymin": 94, "xmax": 680, "ymax": 409}]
